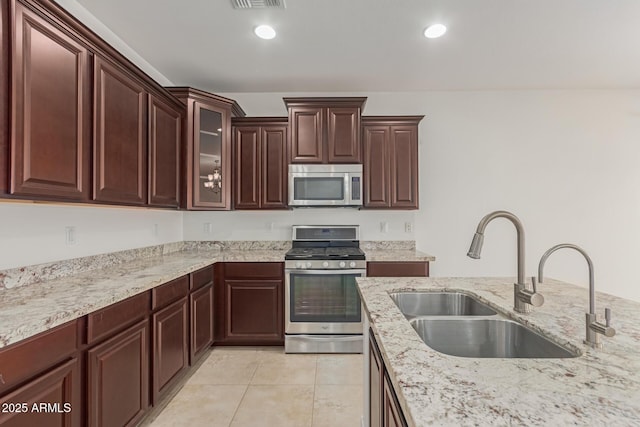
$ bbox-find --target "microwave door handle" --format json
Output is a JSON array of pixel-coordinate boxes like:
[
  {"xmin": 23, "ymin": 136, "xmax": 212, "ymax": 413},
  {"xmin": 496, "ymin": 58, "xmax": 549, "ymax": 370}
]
[
  {"xmin": 346, "ymin": 173, "xmax": 361, "ymax": 205},
  {"xmin": 344, "ymin": 174, "xmax": 350, "ymax": 204}
]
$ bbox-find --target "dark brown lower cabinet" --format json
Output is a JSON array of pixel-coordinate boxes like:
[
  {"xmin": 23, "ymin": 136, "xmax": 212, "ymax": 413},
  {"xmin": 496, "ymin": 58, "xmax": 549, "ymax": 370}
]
[
  {"xmin": 225, "ymin": 279, "xmax": 282, "ymax": 343},
  {"xmin": 369, "ymin": 334, "xmax": 383, "ymax": 427},
  {"xmin": 152, "ymin": 298, "xmax": 188, "ymax": 404},
  {"xmin": 383, "ymin": 371, "xmax": 406, "ymax": 427},
  {"xmin": 0, "ymin": 320, "xmax": 80, "ymax": 427},
  {"xmin": 215, "ymin": 262, "xmax": 284, "ymax": 345},
  {"xmin": 0, "ymin": 358, "xmax": 80, "ymax": 427},
  {"xmin": 190, "ymin": 284, "xmax": 214, "ymax": 364},
  {"xmin": 370, "ymin": 330, "xmax": 407, "ymax": 427},
  {"xmin": 87, "ymin": 319, "xmax": 149, "ymax": 427},
  {"xmin": 367, "ymin": 261, "xmax": 429, "ymax": 277}
]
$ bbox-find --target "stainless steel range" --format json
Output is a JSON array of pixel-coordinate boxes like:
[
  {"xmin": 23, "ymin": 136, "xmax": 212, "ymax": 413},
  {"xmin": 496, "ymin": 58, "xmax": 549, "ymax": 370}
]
[{"xmin": 284, "ymin": 225, "xmax": 366, "ymax": 353}]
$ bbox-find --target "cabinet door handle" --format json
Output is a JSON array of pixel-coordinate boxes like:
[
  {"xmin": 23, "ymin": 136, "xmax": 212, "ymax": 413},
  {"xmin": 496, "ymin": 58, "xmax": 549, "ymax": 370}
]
[{"xmin": 0, "ymin": 373, "xmax": 5, "ymax": 384}]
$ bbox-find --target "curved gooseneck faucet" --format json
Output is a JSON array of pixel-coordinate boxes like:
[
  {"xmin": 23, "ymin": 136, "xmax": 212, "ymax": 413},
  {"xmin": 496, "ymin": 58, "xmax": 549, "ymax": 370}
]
[
  {"xmin": 538, "ymin": 244, "xmax": 594, "ymax": 313},
  {"xmin": 467, "ymin": 210, "xmax": 544, "ymax": 313},
  {"xmin": 538, "ymin": 243, "xmax": 615, "ymax": 348},
  {"xmin": 468, "ymin": 211, "xmax": 526, "ymax": 285}
]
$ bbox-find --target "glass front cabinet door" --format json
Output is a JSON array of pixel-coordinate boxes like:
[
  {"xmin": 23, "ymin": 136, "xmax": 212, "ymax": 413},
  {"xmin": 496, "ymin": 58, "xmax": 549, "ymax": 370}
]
[
  {"xmin": 168, "ymin": 87, "xmax": 245, "ymax": 210},
  {"xmin": 194, "ymin": 103, "xmax": 227, "ymax": 208}
]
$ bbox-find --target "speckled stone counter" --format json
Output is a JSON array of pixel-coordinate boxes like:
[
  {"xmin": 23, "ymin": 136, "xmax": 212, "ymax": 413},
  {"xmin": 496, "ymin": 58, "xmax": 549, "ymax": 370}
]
[
  {"xmin": 357, "ymin": 277, "xmax": 640, "ymax": 426},
  {"xmin": 365, "ymin": 249, "xmax": 435, "ymax": 262},
  {"xmin": 0, "ymin": 247, "xmax": 288, "ymax": 349},
  {"xmin": 0, "ymin": 240, "xmax": 438, "ymax": 350},
  {"xmin": 360, "ymin": 241, "xmax": 435, "ymax": 262}
]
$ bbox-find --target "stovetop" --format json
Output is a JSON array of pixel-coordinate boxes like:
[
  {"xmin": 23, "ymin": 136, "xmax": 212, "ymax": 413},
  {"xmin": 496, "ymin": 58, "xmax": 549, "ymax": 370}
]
[{"xmin": 285, "ymin": 246, "xmax": 366, "ymax": 260}]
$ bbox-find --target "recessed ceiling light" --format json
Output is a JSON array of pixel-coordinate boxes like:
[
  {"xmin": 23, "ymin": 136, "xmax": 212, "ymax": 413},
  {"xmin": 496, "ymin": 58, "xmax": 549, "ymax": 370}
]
[
  {"xmin": 254, "ymin": 25, "xmax": 276, "ymax": 40},
  {"xmin": 424, "ymin": 24, "xmax": 447, "ymax": 39}
]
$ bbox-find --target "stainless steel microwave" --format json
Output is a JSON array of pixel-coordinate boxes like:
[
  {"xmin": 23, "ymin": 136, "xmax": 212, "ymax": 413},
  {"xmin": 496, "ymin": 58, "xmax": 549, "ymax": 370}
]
[{"xmin": 288, "ymin": 164, "xmax": 363, "ymax": 207}]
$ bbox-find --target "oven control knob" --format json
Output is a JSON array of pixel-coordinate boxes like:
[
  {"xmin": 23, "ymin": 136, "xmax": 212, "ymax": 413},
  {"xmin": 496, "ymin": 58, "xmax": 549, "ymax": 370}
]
[
  {"xmin": 349, "ymin": 261, "xmax": 356, "ymax": 268},
  {"xmin": 306, "ymin": 262, "xmax": 312, "ymax": 268},
  {"xmin": 322, "ymin": 261, "xmax": 329, "ymax": 268},
  {"xmin": 339, "ymin": 261, "xmax": 346, "ymax": 268},
  {"xmin": 296, "ymin": 262, "xmax": 303, "ymax": 269}
]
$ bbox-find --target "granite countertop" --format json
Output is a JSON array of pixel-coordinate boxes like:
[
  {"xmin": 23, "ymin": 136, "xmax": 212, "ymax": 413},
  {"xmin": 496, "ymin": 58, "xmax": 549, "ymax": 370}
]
[
  {"xmin": 0, "ymin": 240, "xmax": 434, "ymax": 350},
  {"xmin": 357, "ymin": 277, "xmax": 640, "ymax": 426},
  {"xmin": 365, "ymin": 249, "xmax": 435, "ymax": 262},
  {"xmin": 0, "ymin": 248, "xmax": 288, "ymax": 349}
]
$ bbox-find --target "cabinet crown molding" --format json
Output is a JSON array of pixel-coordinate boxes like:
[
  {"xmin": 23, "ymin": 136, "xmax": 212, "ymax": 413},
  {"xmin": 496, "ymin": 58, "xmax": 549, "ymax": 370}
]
[
  {"xmin": 362, "ymin": 115, "xmax": 425, "ymax": 125},
  {"xmin": 167, "ymin": 87, "xmax": 246, "ymax": 117},
  {"xmin": 232, "ymin": 116, "xmax": 288, "ymax": 124},
  {"xmin": 283, "ymin": 97, "xmax": 367, "ymax": 110}
]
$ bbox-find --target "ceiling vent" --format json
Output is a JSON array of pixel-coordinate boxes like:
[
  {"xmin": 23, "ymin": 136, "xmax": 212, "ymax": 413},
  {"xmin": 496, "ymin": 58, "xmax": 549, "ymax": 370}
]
[{"xmin": 231, "ymin": 0, "xmax": 285, "ymax": 9}]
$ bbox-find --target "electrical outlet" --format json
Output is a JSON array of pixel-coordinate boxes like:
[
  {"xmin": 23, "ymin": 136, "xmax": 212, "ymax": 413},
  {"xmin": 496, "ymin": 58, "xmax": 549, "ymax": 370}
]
[
  {"xmin": 266, "ymin": 222, "xmax": 275, "ymax": 231},
  {"xmin": 203, "ymin": 222, "xmax": 212, "ymax": 234},
  {"xmin": 404, "ymin": 222, "xmax": 413, "ymax": 233},
  {"xmin": 65, "ymin": 226, "xmax": 76, "ymax": 245},
  {"xmin": 153, "ymin": 223, "xmax": 159, "ymax": 237},
  {"xmin": 380, "ymin": 222, "xmax": 389, "ymax": 233}
]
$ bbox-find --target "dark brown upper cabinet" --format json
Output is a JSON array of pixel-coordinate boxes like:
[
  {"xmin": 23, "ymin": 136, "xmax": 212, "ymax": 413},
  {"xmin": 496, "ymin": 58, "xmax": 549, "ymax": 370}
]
[
  {"xmin": 362, "ymin": 116, "xmax": 423, "ymax": 210},
  {"xmin": 1, "ymin": 0, "xmax": 8, "ymax": 195},
  {"xmin": 148, "ymin": 94, "xmax": 182, "ymax": 207},
  {"xmin": 232, "ymin": 117, "xmax": 288, "ymax": 210},
  {"xmin": 93, "ymin": 56, "xmax": 147, "ymax": 205},
  {"xmin": 9, "ymin": 2, "xmax": 91, "ymax": 201},
  {"xmin": 284, "ymin": 97, "xmax": 366, "ymax": 164},
  {"xmin": 2, "ymin": 0, "xmax": 184, "ymax": 209},
  {"xmin": 167, "ymin": 87, "xmax": 245, "ymax": 210}
]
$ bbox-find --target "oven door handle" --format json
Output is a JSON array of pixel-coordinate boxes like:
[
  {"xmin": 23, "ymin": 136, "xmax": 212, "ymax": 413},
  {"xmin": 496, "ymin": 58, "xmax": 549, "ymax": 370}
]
[
  {"xmin": 290, "ymin": 335, "xmax": 363, "ymax": 341},
  {"xmin": 285, "ymin": 269, "xmax": 367, "ymax": 275}
]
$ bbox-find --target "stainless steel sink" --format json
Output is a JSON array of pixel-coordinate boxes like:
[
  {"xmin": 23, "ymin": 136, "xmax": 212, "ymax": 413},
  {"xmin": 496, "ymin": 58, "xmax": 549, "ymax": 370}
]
[
  {"xmin": 410, "ymin": 318, "xmax": 579, "ymax": 358},
  {"xmin": 389, "ymin": 292, "xmax": 497, "ymax": 318}
]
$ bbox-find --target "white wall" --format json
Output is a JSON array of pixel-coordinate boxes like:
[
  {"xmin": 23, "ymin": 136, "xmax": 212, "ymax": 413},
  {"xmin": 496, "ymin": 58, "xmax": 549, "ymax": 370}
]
[
  {"xmin": 218, "ymin": 90, "xmax": 640, "ymax": 303},
  {"xmin": 0, "ymin": 203, "xmax": 183, "ymax": 269},
  {"xmin": 184, "ymin": 210, "xmax": 415, "ymax": 242},
  {"xmin": 5, "ymin": 3, "xmax": 640, "ymax": 303},
  {"xmin": 416, "ymin": 89, "xmax": 640, "ymax": 304},
  {"xmin": 53, "ymin": 0, "xmax": 174, "ymax": 86}
]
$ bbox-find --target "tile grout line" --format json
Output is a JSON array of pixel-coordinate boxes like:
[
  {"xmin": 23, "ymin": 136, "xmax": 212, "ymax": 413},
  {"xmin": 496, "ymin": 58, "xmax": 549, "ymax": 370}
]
[
  {"xmin": 227, "ymin": 349, "xmax": 259, "ymax": 427},
  {"xmin": 311, "ymin": 355, "xmax": 321, "ymax": 427},
  {"xmin": 227, "ymin": 383, "xmax": 250, "ymax": 427}
]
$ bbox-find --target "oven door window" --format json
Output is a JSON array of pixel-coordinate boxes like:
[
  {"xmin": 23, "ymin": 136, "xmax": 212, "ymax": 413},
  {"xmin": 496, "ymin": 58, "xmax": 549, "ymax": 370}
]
[
  {"xmin": 293, "ymin": 177, "xmax": 344, "ymax": 201},
  {"xmin": 289, "ymin": 273, "xmax": 361, "ymax": 323}
]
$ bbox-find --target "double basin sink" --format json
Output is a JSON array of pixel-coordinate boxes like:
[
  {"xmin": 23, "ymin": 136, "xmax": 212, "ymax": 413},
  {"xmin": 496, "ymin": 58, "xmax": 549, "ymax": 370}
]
[{"xmin": 390, "ymin": 292, "xmax": 578, "ymax": 358}]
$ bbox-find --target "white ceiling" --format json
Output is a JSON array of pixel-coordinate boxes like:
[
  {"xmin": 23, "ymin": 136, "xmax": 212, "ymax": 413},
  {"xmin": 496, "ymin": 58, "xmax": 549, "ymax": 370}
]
[{"xmin": 74, "ymin": 0, "xmax": 640, "ymax": 93}]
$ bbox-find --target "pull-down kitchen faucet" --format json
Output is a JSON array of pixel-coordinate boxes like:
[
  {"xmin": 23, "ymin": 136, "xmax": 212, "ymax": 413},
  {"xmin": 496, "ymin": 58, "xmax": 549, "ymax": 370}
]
[
  {"xmin": 538, "ymin": 243, "xmax": 615, "ymax": 348},
  {"xmin": 467, "ymin": 210, "xmax": 544, "ymax": 313}
]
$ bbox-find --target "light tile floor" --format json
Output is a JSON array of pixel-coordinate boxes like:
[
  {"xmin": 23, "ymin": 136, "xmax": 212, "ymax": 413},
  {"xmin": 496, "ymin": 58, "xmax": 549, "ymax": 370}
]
[{"xmin": 150, "ymin": 347, "xmax": 364, "ymax": 427}]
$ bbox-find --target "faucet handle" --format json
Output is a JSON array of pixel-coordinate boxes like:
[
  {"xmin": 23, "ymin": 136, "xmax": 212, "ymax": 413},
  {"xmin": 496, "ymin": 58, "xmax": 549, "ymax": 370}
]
[
  {"xmin": 531, "ymin": 276, "xmax": 538, "ymax": 293},
  {"xmin": 516, "ymin": 278, "xmax": 544, "ymax": 308},
  {"xmin": 597, "ymin": 308, "xmax": 616, "ymax": 337}
]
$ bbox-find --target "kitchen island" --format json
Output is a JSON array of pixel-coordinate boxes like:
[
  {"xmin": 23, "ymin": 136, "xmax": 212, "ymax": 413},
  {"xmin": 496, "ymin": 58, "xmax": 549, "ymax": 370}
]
[{"xmin": 357, "ymin": 277, "xmax": 640, "ymax": 426}]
